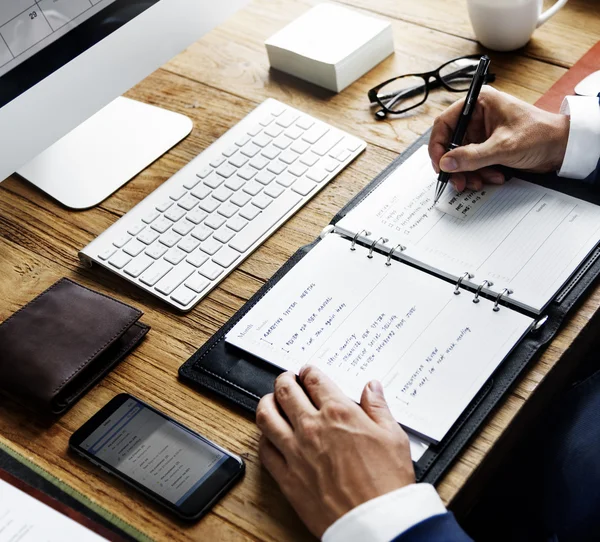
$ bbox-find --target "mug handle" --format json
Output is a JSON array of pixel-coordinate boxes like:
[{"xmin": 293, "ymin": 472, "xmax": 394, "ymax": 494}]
[{"xmin": 537, "ymin": 0, "xmax": 568, "ymax": 28}]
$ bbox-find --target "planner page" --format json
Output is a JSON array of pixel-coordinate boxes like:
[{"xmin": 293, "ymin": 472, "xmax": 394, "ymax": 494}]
[
  {"xmin": 226, "ymin": 234, "xmax": 533, "ymax": 443},
  {"xmin": 335, "ymin": 146, "xmax": 600, "ymax": 314}
]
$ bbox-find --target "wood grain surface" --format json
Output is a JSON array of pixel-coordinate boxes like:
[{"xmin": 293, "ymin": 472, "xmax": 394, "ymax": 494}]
[{"xmin": 1, "ymin": 0, "xmax": 599, "ymax": 540}]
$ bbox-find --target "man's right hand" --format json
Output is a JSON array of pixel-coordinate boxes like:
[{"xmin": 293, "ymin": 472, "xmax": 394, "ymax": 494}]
[{"xmin": 428, "ymin": 86, "xmax": 570, "ymax": 192}]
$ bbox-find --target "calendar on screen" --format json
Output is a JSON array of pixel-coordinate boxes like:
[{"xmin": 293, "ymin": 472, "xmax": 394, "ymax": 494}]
[{"xmin": 0, "ymin": 0, "xmax": 117, "ymax": 77}]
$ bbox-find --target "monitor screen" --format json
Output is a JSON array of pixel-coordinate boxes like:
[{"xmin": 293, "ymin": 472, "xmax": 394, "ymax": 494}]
[{"xmin": 0, "ymin": 0, "xmax": 160, "ymax": 108}]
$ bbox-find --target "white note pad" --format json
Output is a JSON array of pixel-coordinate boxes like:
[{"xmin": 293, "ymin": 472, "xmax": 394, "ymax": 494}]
[
  {"xmin": 335, "ymin": 146, "xmax": 600, "ymax": 314},
  {"xmin": 227, "ymin": 235, "xmax": 533, "ymax": 443}
]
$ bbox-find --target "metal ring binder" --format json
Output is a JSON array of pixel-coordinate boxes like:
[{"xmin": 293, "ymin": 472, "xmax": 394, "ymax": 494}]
[
  {"xmin": 473, "ymin": 280, "xmax": 494, "ymax": 303},
  {"xmin": 492, "ymin": 288, "xmax": 513, "ymax": 312},
  {"xmin": 454, "ymin": 272, "xmax": 474, "ymax": 295},
  {"xmin": 368, "ymin": 237, "xmax": 388, "ymax": 258},
  {"xmin": 350, "ymin": 230, "xmax": 371, "ymax": 251},
  {"xmin": 385, "ymin": 244, "xmax": 406, "ymax": 266}
]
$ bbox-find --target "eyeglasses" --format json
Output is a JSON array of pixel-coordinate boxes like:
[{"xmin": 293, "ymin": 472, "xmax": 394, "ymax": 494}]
[{"xmin": 368, "ymin": 54, "xmax": 496, "ymax": 119}]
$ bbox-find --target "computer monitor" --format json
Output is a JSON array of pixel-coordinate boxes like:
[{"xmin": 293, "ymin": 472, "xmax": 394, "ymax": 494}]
[{"xmin": 0, "ymin": 0, "xmax": 246, "ymax": 208}]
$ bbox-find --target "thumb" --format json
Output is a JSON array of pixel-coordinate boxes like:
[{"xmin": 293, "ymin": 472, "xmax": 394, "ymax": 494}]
[
  {"xmin": 360, "ymin": 380, "xmax": 395, "ymax": 426},
  {"xmin": 440, "ymin": 137, "xmax": 501, "ymax": 173}
]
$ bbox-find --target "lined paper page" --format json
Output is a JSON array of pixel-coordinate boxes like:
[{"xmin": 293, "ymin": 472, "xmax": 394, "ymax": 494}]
[
  {"xmin": 226, "ymin": 235, "xmax": 533, "ymax": 443},
  {"xmin": 336, "ymin": 146, "xmax": 600, "ymax": 313}
]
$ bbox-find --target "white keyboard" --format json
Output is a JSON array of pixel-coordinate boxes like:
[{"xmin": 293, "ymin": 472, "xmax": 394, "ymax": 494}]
[{"xmin": 80, "ymin": 99, "xmax": 366, "ymax": 311}]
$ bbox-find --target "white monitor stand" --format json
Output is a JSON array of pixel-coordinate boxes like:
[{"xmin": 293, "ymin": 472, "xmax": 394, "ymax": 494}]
[{"xmin": 17, "ymin": 97, "xmax": 193, "ymax": 210}]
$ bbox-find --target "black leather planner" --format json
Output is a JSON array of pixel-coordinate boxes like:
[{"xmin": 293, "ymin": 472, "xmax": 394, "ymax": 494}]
[{"xmin": 179, "ymin": 130, "xmax": 600, "ymax": 484}]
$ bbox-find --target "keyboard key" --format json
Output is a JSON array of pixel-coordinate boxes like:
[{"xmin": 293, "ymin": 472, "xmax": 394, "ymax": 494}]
[
  {"xmin": 98, "ymin": 246, "xmax": 117, "ymax": 260},
  {"xmin": 291, "ymin": 178, "xmax": 317, "ymax": 196},
  {"xmin": 113, "ymin": 234, "xmax": 130, "ymax": 248},
  {"xmin": 252, "ymin": 193, "xmax": 273, "ymax": 209},
  {"xmin": 250, "ymin": 155, "xmax": 269, "ymax": 171},
  {"xmin": 237, "ymin": 165, "xmax": 257, "ymax": 181},
  {"xmin": 235, "ymin": 134, "xmax": 250, "ymax": 147},
  {"xmin": 270, "ymin": 104, "xmax": 285, "ymax": 116},
  {"xmin": 200, "ymin": 238, "xmax": 223, "ymax": 256},
  {"xmin": 165, "ymin": 247, "xmax": 187, "ymax": 265},
  {"xmin": 345, "ymin": 138, "xmax": 363, "ymax": 152},
  {"xmin": 187, "ymin": 208, "xmax": 208, "ymax": 225},
  {"xmin": 276, "ymin": 171, "xmax": 296, "ymax": 187},
  {"xmin": 185, "ymin": 274, "xmax": 210, "ymax": 294},
  {"xmin": 145, "ymin": 243, "xmax": 168, "ymax": 259},
  {"xmin": 138, "ymin": 229, "xmax": 159, "ymax": 245},
  {"xmin": 288, "ymin": 163, "xmax": 308, "ymax": 177},
  {"xmin": 239, "ymin": 204, "xmax": 261, "ymax": 221},
  {"xmin": 216, "ymin": 163, "xmax": 237, "ymax": 179},
  {"xmin": 231, "ymin": 191, "xmax": 251, "ymax": 207},
  {"xmin": 285, "ymin": 126, "xmax": 303, "ymax": 140},
  {"xmin": 123, "ymin": 239, "xmax": 146, "ymax": 257},
  {"xmin": 191, "ymin": 224, "xmax": 213, "ymax": 241},
  {"xmin": 213, "ymin": 186, "xmax": 233, "ymax": 202},
  {"xmin": 191, "ymin": 184, "xmax": 211, "ymax": 200},
  {"xmin": 183, "ymin": 176, "xmax": 200, "ymax": 190},
  {"xmin": 159, "ymin": 231, "xmax": 182, "ymax": 248},
  {"xmin": 196, "ymin": 166, "xmax": 213, "ymax": 179},
  {"xmin": 217, "ymin": 202, "xmax": 238, "ymax": 218},
  {"xmin": 187, "ymin": 250, "xmax": 208, "ymax": 268},
  {"xmin": 255, "ymin": 171, "xmax": 275, "ymax": 185},
  {"xmin": 199, "ymin": 261, "xmax": 224, "ymax": 280},
  {"xmin": 205, "ymin": 214, "xmax": 226, "ymax": 230},
  {"xmin": 259, "ymin": 115, "xmax": 274, "ymax": 127},
  {"xmin": 265, "ymin": 183, "xmax": 285, "ymax": 198},
  {"xmin": 241, "ymin": 142, "xmax": 261, "ymax": 158},
  {"xmin": 321, "ymin": 158, "xmax": 341, "ymax": 172},
  {"xmin": 307, "ymin": 168, "xmax": 328, "ymax": 183},
  {"xmin": 267, "ymin": 160, "xmax": 287, "ymax": 175},
  {"xmin": 291, "ymin": 139, "xmax": 310, "ymax": 154},
  {"xmin": 170, "ymin": 187, "xmax": 187, "ymax": 201},
  {"xmin": 209, "ymin": 156, "xmax": 226, "ymax": 168},
  {"xmin": 299, "ymin": 152, "xmax": 319, "ymax": 167},
  {"xmin": 213, "ymin": 226, "xmax": 236, "ymax": 244},
  {"xmin": 151, "ymin": 216, "xmax": 172, "ymax": 234},
  {"xmin": 225, "ymin": 176, "xmax": 245, "ymax": 191},
  {"xmin": 199, "ymin": 197, "xmax": 220, "ymax": 213},
  {"xmin": 124, "ymin": 254, "xmax": 154, "ymax": 278},
  {"xmin": 247, "ymin": 124, "xmax": 262, "ymax": 137},
  {"xmin": 204, "ymin": 172, "xmax": 224, "ymax": 189},
  {"xmin": 142, "ymin": 210, "xmax": 160, "ymax": 224},
  {"xmin": 264, "ymin": 124, "xmax": 284, "ymax": 138},
  {"xmin": 171, "ymin": 285, "xmax": 197, "ymax": 307},
  {"xmin": 155, "ymin": 262, "xmax": 195, "ymax": 295},
  {"xmin": 296, "ymin": 116, "xmax": 314, "ymax": 130},
  {"xmin": 156, "ymin": 199, "xmax": 173, "ymax": 212},
  {"xmin": 273, "ymin": 135, "xmax": 293, "ymax": 150},
  {"xmin": 177, "ymin": 194, "xmax": 199, "ymax": 211},
  {"xmin": 279, "ymin": 150, "xmax": 298, "ymax": 165},
  {"xmin": 172, "ymin": 219, "xmax": 195, "ymax": 236},
  {"xmin": 127, "ymin": 223, "xmax": 145, "ymax": 236},
  {"xmin": 140, "ymin": 260, "xmax": 172, "ymax": 286},
  {"xmin": 164, "ymin": 206, "xmax": 186, "ymax": 222},
  {"xmin": 261, "ymin": 145, "xmax": 281, "ymax": 160},
  {"xmin": 227, "ymin": 215, "xmax": 248, "ymax": 232},
  {"xmin": 229, "ymin": 154, "xmax": 248, "ymax": 168},
  {"xmin": 230, "ymin": 191, "xmax": 302, "ymax": 253},
  {"xmin": 108, "ymin": 251, "xmax": 131, "ymax": 269},
  {"xmin": 312, "ymin": 133, "xmax": 343, "ymax": 156},
  {"xmin": 222, "ymin": 145, "xmax": 238, "ymax": 158},
  {"xmin": 275, "ymin": 110, "xmax": 299, "ymax": 128},
  {"xmin": 212, "ymin": 246, "xmax": 240, "ymax": 268},
  {"xmin": 253, "ymin": 132, "xmax": 272, "ymax": 148},
  {"xmin": 178, "ymin": 236, "xmax": 201, "ymax": 253},
  {"xmin": 302, "ymin": 125, "xmax": 329, "ymax": 144},
  {"xmin": 335, "ymin": 149, "xmax": 351, "ymax": 162},
  {"xmin": 242, "ymin": 181, "xmax": 262, "ymax": 196}
]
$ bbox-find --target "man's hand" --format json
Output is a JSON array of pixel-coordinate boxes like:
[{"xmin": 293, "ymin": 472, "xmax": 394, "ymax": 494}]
[
  {"xmin": 429, "ymin": 86, "xmax": 570, "ymax": 192},
  {"xmin": 256, "ymin": 366, "xmax": 415, "ymax": 538}
]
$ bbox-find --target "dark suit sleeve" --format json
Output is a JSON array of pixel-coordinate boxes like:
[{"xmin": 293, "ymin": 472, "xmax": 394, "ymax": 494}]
[{"xmin": 391, "ymin": 513, "xmax": 473, "ymax": 542}]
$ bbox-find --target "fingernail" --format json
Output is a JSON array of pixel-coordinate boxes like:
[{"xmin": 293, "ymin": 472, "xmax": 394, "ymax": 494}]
[
  {"xmin": 299, "ymin": 365, "xmax": 309, "ymax": 378},
  {"xmin": 431, "ymin": 160, "xmax": 440, "ymax": 174},
  {"xmin": 488, "ymin": 174, "xmax": 504, "ymax": 185},
  {"xmin": 440, "ymin": 157, "xmax": 458, "ymax": 172},
  {"xmin": 368, "ymin": 380, "xmax": 384, "ymax": 395}
]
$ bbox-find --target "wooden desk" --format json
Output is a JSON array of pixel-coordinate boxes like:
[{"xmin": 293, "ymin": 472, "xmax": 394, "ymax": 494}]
[{"xmin": 1, "ymin": 0, "xmax": 599, "ymax": 540}]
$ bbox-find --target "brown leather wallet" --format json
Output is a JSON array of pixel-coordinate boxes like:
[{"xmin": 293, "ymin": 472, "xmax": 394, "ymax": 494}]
[{"xmin": 0, "ymin": 278, "xmax": 149, "ymax": 414}]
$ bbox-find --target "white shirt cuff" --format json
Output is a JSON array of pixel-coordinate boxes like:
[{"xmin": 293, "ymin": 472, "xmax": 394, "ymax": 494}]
[
  {"xmin": 558, "ymin": 96, "xmax": 600, "ymax": 179},
  {"xmin": 322, "ymin": 483, "xmax": 446, "ymax": 542}
]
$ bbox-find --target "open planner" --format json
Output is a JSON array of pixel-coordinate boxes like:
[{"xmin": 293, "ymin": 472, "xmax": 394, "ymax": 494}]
[{"xmin": 225, "ymin": 146, "xmax": 600, "ymax": 445}]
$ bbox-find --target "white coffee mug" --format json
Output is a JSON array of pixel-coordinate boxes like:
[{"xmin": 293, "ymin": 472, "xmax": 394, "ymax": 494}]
[{"xmin": 466, "ymin": 0, "xmax": 568, "ymax": 52}]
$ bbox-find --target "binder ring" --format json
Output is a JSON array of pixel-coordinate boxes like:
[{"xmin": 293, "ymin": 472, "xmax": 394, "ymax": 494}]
[
  {"xmin": 454, "ymin": 272, "xmax": 474, "ymax": 295},
  {"xmin": 368, "ymin": 237, "xmax": 388, "ymax": 258},
  {"xmin": 350, "ymin": 230, "xmax": 371, "ymax": 251},
  {"xmin": 493, "ymin": 288, "xmax": 513, "ymax": 312},
  {"xmin": 473, "ymin": 280, "xmax": 494, "ymax": 303},
  {"xmin": 386, "ymin": 244, "xmax": 406, "ymax": 266}
]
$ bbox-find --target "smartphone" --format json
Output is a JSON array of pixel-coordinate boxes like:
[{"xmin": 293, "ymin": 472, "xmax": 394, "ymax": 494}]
[{"xmin": 69, "ymin": 394, "xmax": 244, "ymax": 521}]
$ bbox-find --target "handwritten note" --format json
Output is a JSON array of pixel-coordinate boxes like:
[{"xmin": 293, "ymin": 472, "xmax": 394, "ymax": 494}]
[
  {"xmin": 227, "ymin": 234, "xmax": 533, "ymax": 443},
  {"xmin": 436, "ymin": 186, "xmax": 500, "ymax": 220}
]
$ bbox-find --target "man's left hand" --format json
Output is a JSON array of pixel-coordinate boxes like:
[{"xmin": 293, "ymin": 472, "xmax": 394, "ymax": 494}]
[{"xmin": 256, "ymin": 365, "xmax": 415, "ymax": 538}]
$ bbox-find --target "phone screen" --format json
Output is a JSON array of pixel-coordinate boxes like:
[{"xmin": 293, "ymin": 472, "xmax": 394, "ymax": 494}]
[{"xmin": 78, "ymin": 397, "xmax": 227, "ymax": 506}]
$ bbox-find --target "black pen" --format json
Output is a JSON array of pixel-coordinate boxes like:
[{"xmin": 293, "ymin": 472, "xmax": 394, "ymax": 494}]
[{"xmin": 433, "ymin": 55, "xmax": 491, "ymax": 205}]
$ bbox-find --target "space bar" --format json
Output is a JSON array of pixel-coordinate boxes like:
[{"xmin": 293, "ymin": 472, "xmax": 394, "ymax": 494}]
[{"xmin": 229, "ymin": 191, "xmax": 303, "ymax": 253}]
